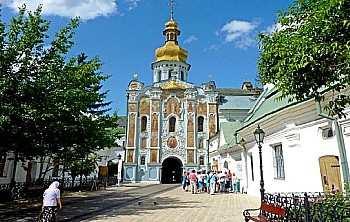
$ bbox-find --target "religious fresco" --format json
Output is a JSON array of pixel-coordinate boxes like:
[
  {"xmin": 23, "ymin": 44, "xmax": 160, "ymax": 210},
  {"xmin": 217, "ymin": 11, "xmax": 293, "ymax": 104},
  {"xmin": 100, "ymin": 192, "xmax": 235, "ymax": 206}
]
[
  {"xmin": 150, "ymin": 149, "xmax": 158, "ymax": 163},
  {"xmin": 152, "ymin": 100, "xmax": 159, "ymax": 112},
  {"xmin": 151, "ymin": 113, "xmax": 158, "ymax": 147},
  {"xmin": 139, "ymin": 97, "xmax": 150, "ymax": 115},
  {"xmin": 199, "ymin": 139, "xmax": 204, "ymax": 149},
  {"xmin": 209, "ymin": 114, "xmax": 216, "ymax": 138},
  {"xmin": 141, "ymin": 138, "xmax": 147, "ymax": 149},
  {"xmin": 209, "ymin": 104, "xmax": 216, "ymax": 113},
  {"xmin": 187, "ymin": 132, "xmax": 194, "ymax": 147},
  {"xmin": 165, "ymin": 97, "xmax": 181, "ymax": 117},
  {"xmin": 187, "ymin": 100, "xmax": 194, "ymax": 113},
  {"xmin": 167, "ymin": 136, "xmax": 177, "ymax": 148},
  {"xmin": 127, "ymin": 149, "xmax": 134, "ymax": 163},
  {"xmin": 128, "ymin": 103, "xmax": 137, "ymax": 112},
  {"xmin": 197, "ymin": 101, "xmax": 207, "ymax": 115},
  {"xmin": 187, "ymin": 150, "xmax": 194, "ymax": 163},
  {"xmin": 127, "ymin": 113, "xmax": 136, "ymax": 147},
  {"xmin": 187, "ymin": 114, "xmax": 194, "ymax": 147}
]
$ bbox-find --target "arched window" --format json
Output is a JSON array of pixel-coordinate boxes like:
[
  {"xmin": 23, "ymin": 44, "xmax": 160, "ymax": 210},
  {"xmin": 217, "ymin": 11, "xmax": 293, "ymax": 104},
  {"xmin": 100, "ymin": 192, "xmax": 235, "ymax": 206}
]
[
  {"xmin": 169, "ymin": 116, "xmax": 176, "ymax": 132},
  {"xmin": 181, "ymin": 71, "xmax": 184, "ymax": 80},
  {"xmin": 199, "ymin": 156, "xmax": 205, "ymax": 165},
  {"xmin": 224, "ymin": 160, "xmax": 228, "ymax": 169},
  {"xmin": 141, "ymin": 156, "xmax": 146, "ymax": 165},
  {"xmin": 198, "ymin": 116, "xmax": 204, "ymax": 132},
  {"xmin": 141, "ymin": 116, "xmax": 147, "ymax": 132}
]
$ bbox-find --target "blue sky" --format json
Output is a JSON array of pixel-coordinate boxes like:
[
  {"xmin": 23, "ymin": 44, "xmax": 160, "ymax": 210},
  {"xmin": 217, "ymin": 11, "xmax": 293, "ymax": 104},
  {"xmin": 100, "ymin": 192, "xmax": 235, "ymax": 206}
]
[{"xmin": 1, "ymin": 0, "xmax": 294, "ymax": 116}]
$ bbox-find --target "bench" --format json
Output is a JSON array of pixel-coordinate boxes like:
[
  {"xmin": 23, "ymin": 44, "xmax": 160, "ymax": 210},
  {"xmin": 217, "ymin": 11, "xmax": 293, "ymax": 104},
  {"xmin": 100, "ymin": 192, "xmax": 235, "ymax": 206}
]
[{"xmin": 243, "ymin": 203, "xmax": 286, "ymax": 222}]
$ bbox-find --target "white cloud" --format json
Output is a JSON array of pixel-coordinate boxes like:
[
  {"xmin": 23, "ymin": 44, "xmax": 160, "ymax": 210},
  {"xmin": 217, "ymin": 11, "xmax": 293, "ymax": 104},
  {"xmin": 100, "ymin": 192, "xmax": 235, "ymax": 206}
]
[
  {"xmin": 215, "ymin": 19, "xmax": 260, "ymax": 49},
  {"xmin": 220, "ymin": 20, "xmax": 258, "ymax": 43},
  {"xmin": 125, "ymin": 0, "xmax": 141, "ymax": 11},
  {"xmin": 183, "ymin": 35, "xmax": 198, "ymax": 44},
  {"xmin": 203, "ymin": 44, "xmax": 219, "ymax": 52},
  {"xmin": 3, "ymin": 0, "xmax": 117, "ymax": 20}
]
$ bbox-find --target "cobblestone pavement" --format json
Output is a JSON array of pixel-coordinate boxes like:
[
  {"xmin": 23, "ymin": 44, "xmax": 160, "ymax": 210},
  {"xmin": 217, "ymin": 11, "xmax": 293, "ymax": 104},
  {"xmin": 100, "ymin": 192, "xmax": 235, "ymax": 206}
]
[
  {"xmin": 0, "ymin": 184, "xmax": 260, "ymax": 222},
  {"xmin": 83, "ymin": 186, "xmax": 260, "ymax": 222}
]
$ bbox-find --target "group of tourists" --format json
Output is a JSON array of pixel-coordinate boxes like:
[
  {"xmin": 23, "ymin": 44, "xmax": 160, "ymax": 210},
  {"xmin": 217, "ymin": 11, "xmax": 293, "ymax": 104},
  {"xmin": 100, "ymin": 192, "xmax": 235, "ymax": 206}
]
[{"xmin": 182, "ymin": 169, "xmax": 239, "ymax": 195}]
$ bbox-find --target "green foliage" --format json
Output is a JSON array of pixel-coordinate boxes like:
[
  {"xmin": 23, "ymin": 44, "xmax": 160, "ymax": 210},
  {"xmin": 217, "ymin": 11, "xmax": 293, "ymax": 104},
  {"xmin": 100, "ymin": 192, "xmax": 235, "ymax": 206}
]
[
  {"xmin": 0, "ymin": 4, "xmax": 118, "ymax": 174},
  {"xmin": 258, "ymin": 0, "xmax": 350, "ymax": 118}
]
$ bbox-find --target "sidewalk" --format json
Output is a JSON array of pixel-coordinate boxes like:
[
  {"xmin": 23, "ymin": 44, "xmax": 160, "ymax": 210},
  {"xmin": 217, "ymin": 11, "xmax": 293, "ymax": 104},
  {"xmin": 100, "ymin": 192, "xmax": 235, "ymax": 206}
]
[
  {"xmin": 86, "ymin": 186, "xmax": 260, "ymax": 222},
  {"xmin": 0, "ymin": 183, "xmax": 151, "ymax": 218},
  {"xmin": 0, "ymin": 184, "xmax": 260, "ymax": 221}
]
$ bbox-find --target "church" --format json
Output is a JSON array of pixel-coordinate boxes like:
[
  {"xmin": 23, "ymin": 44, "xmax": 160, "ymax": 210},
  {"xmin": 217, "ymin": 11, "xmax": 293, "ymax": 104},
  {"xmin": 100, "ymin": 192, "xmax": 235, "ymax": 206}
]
[{"xmin": 123, "ymin": 8, "xmax": 259, "ymax": 184}]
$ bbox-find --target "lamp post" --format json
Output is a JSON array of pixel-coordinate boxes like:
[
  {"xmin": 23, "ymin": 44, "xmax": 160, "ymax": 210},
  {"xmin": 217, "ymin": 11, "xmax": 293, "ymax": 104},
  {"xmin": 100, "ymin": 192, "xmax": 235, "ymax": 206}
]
[
  {"xmin": 254, "ymin": 125, "xmax": 265, "ymax": 202},
  {"xmin": 117, "ymin": 154, "xmax": 122, "ymax": 187}
]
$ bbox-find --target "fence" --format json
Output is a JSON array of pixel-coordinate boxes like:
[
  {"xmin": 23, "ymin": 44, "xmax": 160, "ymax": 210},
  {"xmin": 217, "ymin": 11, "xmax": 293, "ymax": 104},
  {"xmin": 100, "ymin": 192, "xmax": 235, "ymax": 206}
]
[
  {"xmin": 264, "ymin": 192, "xmax": 350, "ymax": 221},
  {"xmin": 0, "ymin": 176, "xmax": 118, "ymax": 202}
]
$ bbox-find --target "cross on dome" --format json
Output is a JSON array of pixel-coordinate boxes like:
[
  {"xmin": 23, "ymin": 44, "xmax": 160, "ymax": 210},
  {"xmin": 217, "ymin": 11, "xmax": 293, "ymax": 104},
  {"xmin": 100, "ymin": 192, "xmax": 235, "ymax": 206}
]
[{"xmin": 168, "ymin": 0, "xmax": 176, "ymax": 20}]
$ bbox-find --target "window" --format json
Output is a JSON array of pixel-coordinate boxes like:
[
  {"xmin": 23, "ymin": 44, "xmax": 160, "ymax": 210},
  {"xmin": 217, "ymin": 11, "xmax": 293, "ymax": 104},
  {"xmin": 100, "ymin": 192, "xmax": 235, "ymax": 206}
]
[
  {"xmin": 140, "ymin": 156, "xmax": 146, "ymax": 165},
  {"xmin": 199, "ymin": 156, "xmax": 205, "ymax": 165},
  {"xmin": 158, "ymin": 70, "xmax": 162, "ymax": 81},
  {"xmin": 250, "ymin": 154, "xmax": 254, "ymax": 181},
  {"xmin": 169, "ymin": 117, "xmax": 176, "ymax": 132},
  {"xmin": 273, "ymin": 145, "xmax": 285, "ymax": 179},
  {"xmin": 0, "ymin": 154, "xmax": 6, "ymax": 177},
  {"xmin": 141, "ymin": 116, "xmax": 147, "ymax": 132},
  {"xmin": 198, "ymin": 116, "xmax": 204, "ymax": 132},
  {"xmin": 181, "ymin": 71, "xmax": 184, "ymax": 80},
  {"xmin": 223, "ymin": 161, "xmax": 228, "ymax": 169}
]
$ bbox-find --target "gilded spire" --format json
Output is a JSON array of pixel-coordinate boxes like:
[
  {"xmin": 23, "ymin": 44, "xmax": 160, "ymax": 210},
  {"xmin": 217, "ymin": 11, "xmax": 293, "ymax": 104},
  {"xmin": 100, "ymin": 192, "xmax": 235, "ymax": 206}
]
[
  {"xmin": 154, "ymin": 1, "xmax": 188, "ymax": 63},
  {"xmin": 168, "ymin": 0, "xmax": 176, "ymax": 20}
]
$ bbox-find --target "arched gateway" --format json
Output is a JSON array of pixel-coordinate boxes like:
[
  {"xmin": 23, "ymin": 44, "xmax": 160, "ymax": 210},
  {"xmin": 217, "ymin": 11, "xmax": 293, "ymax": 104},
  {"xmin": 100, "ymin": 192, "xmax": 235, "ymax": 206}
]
[{"xmin": 161, "ymin": 157, "xmax": 182, "ymax": 184}]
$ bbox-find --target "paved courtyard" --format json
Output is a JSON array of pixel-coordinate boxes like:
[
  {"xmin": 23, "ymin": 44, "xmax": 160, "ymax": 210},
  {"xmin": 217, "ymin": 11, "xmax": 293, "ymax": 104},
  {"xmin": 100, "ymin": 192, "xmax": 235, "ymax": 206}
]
[{"xmin": 85, "ymin": 185, "xmax": 260, "ymax": 222}]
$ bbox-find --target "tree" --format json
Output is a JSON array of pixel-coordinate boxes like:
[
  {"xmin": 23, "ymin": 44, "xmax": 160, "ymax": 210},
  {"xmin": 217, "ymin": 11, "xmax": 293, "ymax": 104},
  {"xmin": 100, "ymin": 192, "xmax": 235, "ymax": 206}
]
[
  {"xmin": 258, "ymin": 0, "xmax": 350, "ymax": 118},
  {"xmin": 0, "ymin": 5, "xmax": 119, "ymax": 184}
]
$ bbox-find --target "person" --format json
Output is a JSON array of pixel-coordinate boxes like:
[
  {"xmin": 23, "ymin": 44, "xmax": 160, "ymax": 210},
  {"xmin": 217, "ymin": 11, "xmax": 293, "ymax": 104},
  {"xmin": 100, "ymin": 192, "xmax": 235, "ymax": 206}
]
[
  {"xmin": 228, "ymin": 170, "xmax": 233, "ymax": 192},
  {"xmin": 218, "ymin": 171, "xmax": 226, "ymax": 193},
  {"xmin": 41, "ymin": 181, "xmax": 62, "ymax": 222},
  {"xmin": 206, "ymin": 171, "xmax": 211, "ymax": 194},
  {"xmin": 208, "ymin": 171, "xmax": 217, "ymax": 195},
  {"xmin": 232, "ymin": 172, "xmax": 238, "ymax": 193},
  {"xmin": 189, "ymin": 170, "xmax": 197, "ymax": 194},
  {"xmin": 182, "ymin": 171, "xmax": 188, "ymax": 191},
  {"xmin": 197, "ymin": 170, "xmax": 204, "ymax": 193}
]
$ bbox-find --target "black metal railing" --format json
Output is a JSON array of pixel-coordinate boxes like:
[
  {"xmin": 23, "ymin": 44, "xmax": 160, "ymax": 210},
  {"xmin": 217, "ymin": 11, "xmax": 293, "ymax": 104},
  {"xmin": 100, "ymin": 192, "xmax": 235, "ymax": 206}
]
[
  {"xmin": 0, "ymin": 176, "xmax": 118, "ymax": 202},
  {"xmin": 263, "ymin": 192, "xmax": 350, "ymax": 221}
]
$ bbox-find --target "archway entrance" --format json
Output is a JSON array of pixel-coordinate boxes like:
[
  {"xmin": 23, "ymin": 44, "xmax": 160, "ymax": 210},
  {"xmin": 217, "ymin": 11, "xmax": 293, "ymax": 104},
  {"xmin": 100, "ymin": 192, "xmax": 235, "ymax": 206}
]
[{"xmin": 161, "ymin": 157, "xmax": 182, "ymax": 184}]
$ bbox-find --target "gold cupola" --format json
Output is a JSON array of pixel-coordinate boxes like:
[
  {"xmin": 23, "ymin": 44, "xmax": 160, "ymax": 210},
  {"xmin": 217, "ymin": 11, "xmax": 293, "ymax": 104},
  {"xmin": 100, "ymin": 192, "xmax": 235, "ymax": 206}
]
[{"xmin": 155, "ymin": 18, "xmax": 188, "ymax": 63}]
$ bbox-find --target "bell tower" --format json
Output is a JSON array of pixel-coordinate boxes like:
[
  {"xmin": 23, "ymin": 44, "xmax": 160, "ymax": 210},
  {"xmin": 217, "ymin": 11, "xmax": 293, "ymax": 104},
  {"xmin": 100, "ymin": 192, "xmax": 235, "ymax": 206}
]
[{"xmin": 151, "ymin": 1, "xmax": 191, "ymax": 83}]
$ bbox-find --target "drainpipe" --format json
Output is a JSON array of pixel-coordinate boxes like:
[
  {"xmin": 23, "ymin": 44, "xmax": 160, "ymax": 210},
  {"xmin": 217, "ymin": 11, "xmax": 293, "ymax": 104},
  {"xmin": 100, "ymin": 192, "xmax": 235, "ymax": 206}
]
[{"xmin": 317, "ymin": 101, "xmax": 350, "ymax": 195}]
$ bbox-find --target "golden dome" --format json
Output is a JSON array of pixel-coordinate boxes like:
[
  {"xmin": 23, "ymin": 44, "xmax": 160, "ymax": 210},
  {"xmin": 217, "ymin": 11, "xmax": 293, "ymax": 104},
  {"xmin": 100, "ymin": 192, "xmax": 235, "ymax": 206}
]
[
  {"xmin": 154, "ymin": 19, "xmax": 188, "ymax": 63},
  {"xmin": 155, "ymin": 41, "xmax": 188, "ymax": 62},
  {"xmin": 162, "ymin": 79, "xmax": 186, "ymax": 90}
]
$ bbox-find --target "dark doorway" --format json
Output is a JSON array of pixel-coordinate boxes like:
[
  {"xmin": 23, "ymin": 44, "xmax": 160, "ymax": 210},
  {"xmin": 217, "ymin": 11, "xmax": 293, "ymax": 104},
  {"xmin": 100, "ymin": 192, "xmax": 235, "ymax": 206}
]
[{"xmin": 161, "ymin": 157, "xmax": 182, "ymax": 184}]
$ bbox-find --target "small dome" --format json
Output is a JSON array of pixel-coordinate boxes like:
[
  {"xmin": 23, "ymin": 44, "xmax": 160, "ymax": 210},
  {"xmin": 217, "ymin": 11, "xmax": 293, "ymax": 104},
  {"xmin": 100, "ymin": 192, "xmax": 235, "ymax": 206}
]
[{"xmin": 154, "ymin": 19, "xmax": 188, "ymax": 63}]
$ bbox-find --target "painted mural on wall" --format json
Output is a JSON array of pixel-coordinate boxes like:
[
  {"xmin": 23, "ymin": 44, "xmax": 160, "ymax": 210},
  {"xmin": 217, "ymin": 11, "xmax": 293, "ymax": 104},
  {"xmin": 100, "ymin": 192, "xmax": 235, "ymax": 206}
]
[
  {"xmin": 151, "ymin": 113, "xmax": 159, "ymax": 147},
  {"xmin": 127, "ymin": 112, "xmax": 136, "ymax": 147},
  {"xmin": 187, "ymin": 113, "xmax": 194, "ymax": 147},
  {"xmin": 139, "ymin": 97, "xmax": 150, "ymax": 115},
  {"xmin": 167, "ymin": 136, "xmax": 178, "ymax": 148},
  {"xmin": 165, "ymin": 97, "xmax": 181, "ymax": 117}
]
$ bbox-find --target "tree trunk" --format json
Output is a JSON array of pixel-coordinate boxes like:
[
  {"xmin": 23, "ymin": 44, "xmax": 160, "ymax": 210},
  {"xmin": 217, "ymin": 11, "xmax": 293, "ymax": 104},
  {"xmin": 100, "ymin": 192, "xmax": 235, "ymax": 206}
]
[{"xmin": 10, "ymin": 152, "xmax": 18, "ymax": 188}]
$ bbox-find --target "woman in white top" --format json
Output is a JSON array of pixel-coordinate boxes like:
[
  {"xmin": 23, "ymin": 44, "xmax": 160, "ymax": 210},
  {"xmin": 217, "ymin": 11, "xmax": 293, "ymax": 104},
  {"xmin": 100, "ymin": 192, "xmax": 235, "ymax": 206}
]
[{"xmin": 41, "ymin": 181, "xmax": 62, "ymax": 221}]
